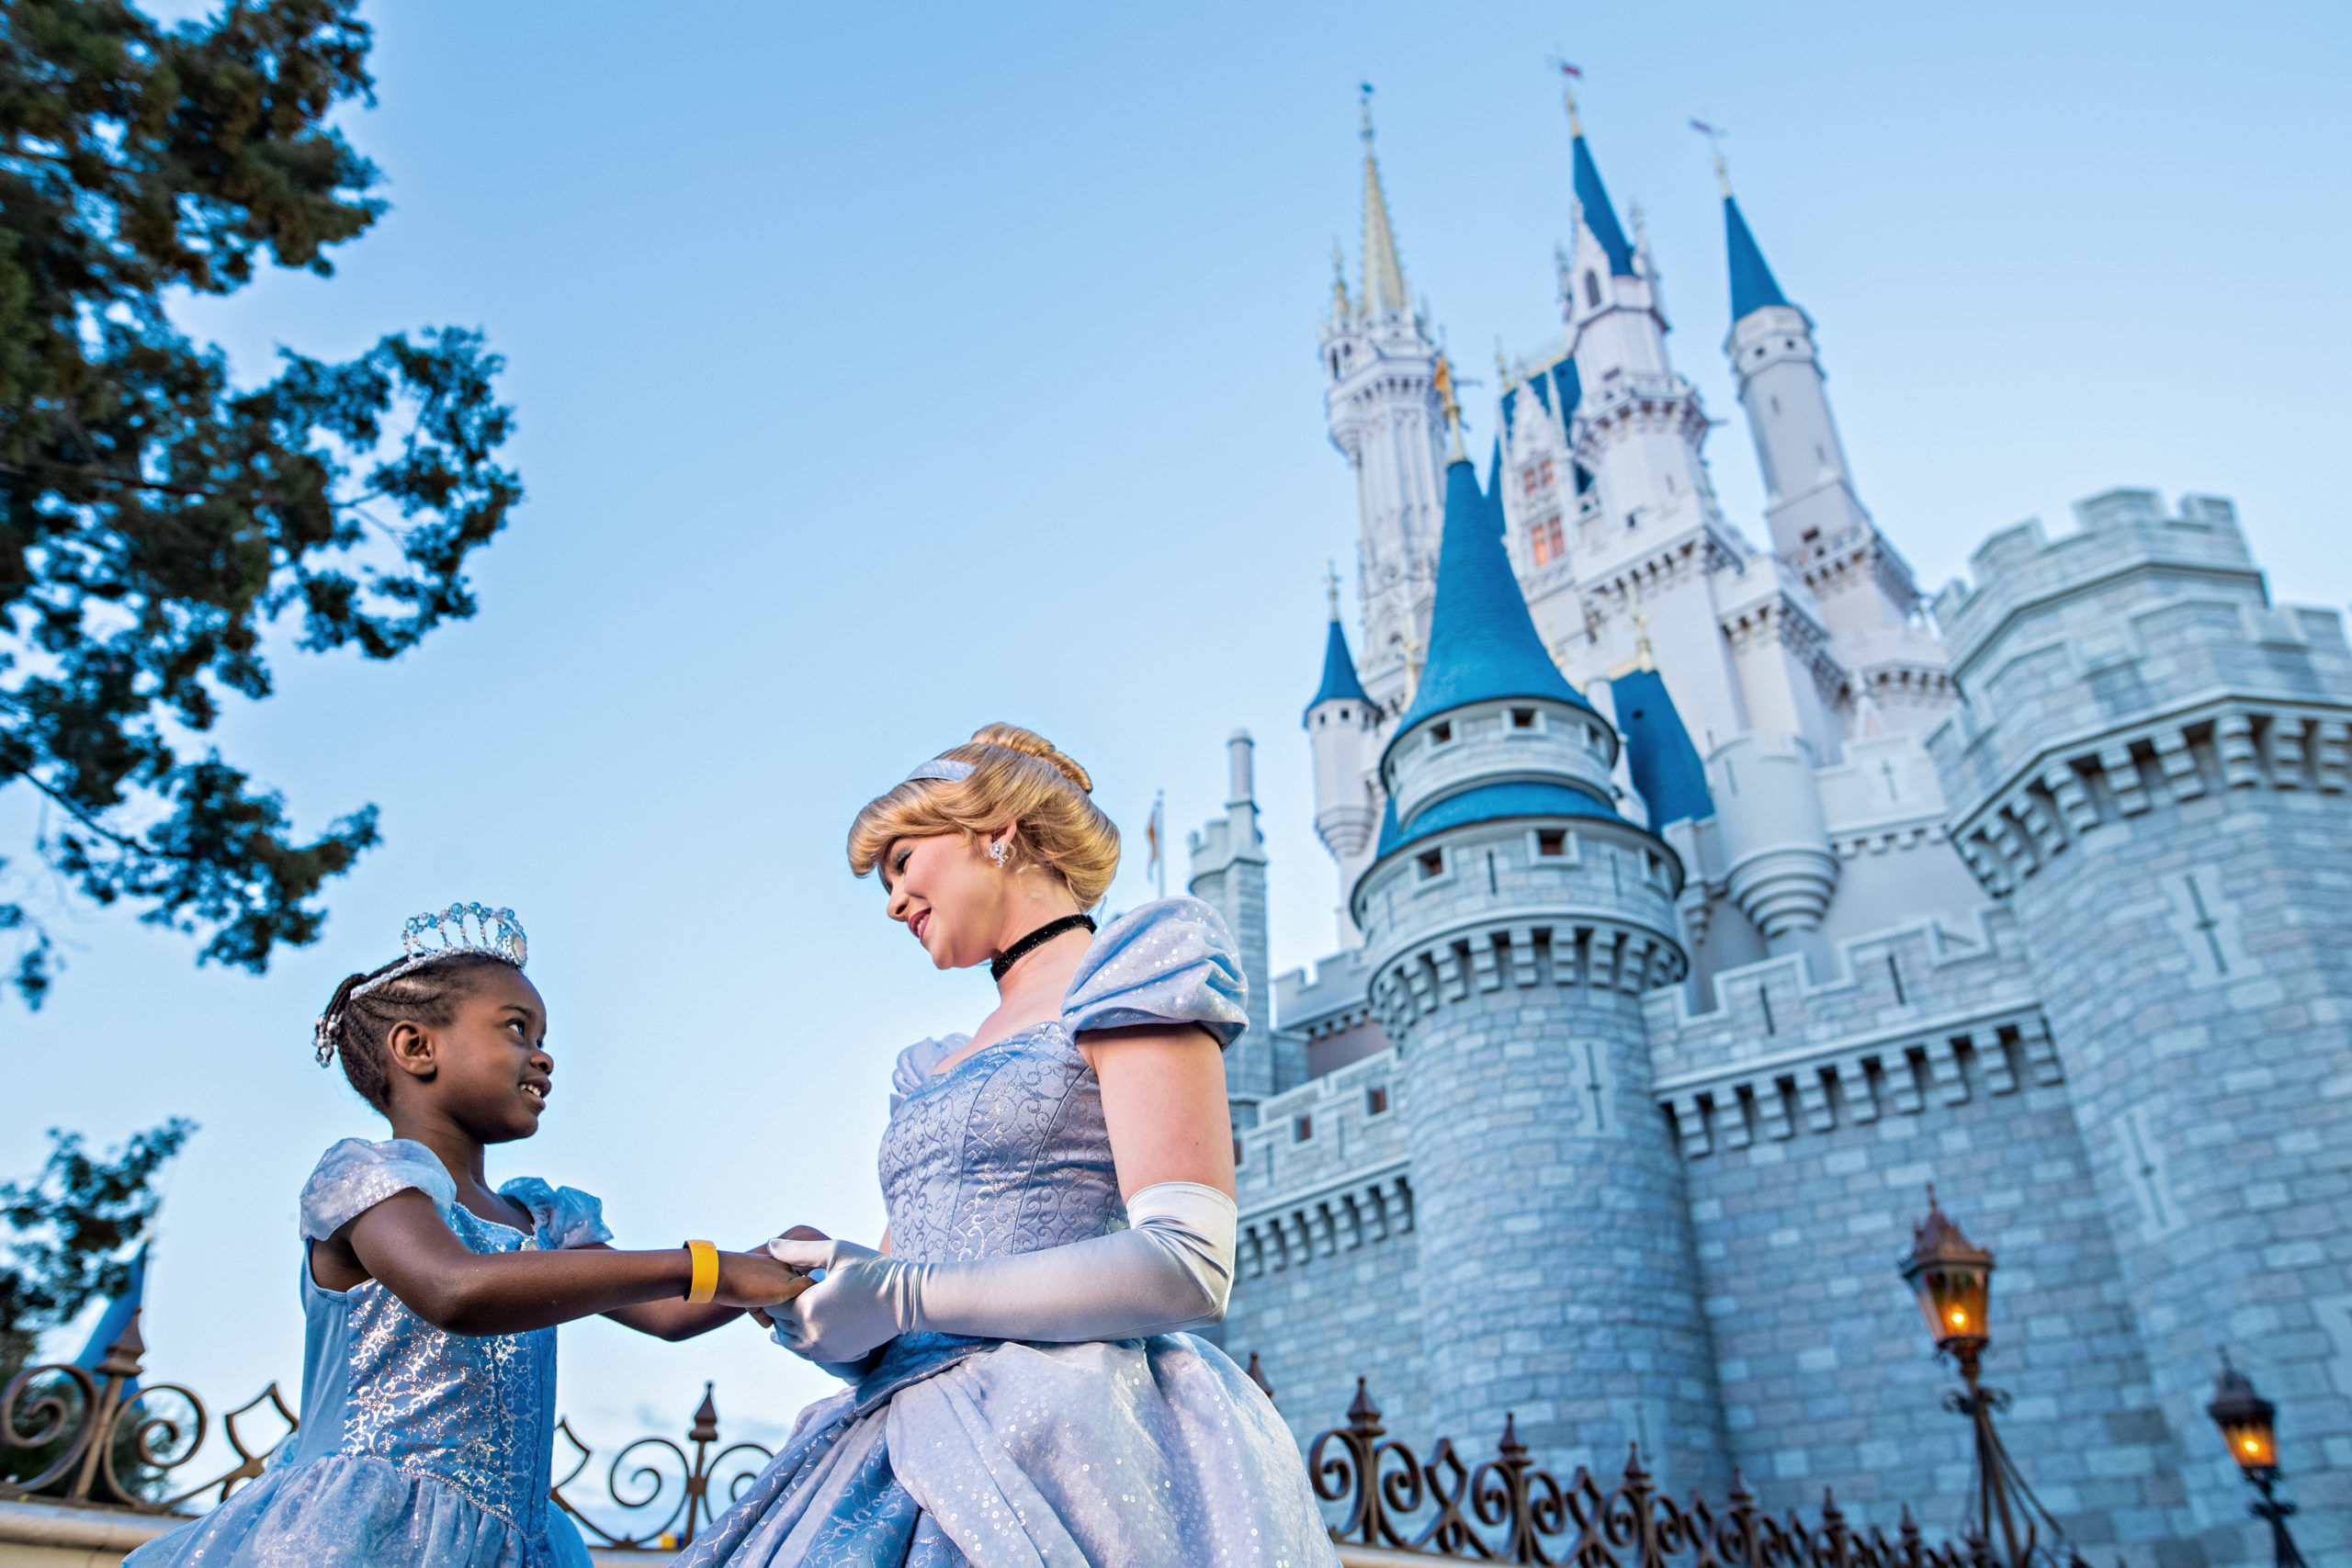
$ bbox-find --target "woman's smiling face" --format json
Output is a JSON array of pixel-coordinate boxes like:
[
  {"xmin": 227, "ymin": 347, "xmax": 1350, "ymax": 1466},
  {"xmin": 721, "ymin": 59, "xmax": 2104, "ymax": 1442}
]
[{"xmin": 881, "ymin": 831, "xmax": 1010, "ymax": 971}]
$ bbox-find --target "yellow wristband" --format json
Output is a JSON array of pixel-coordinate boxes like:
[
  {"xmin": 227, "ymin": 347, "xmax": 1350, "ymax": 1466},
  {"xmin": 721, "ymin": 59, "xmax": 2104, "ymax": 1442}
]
[{"xmin": 684, "ymin": 1240, "xmax": 718, "ymax": 1305}]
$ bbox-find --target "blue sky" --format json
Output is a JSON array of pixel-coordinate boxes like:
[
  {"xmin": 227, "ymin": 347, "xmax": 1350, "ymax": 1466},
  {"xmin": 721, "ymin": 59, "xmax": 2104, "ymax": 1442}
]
[{"xmin": 6, "ymin": 0, "xmax": 2349, "ymax": 1487}]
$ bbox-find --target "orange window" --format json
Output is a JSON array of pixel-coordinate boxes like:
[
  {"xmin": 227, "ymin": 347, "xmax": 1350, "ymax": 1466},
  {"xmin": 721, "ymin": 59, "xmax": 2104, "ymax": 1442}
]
[{"xmin": 1531, "ymin": 515, "xmax": 1566, "ymax": 566}]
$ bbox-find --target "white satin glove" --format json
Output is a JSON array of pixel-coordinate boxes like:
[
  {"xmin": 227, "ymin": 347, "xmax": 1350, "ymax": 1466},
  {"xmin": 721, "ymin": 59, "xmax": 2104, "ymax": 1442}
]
[{"xmin": 765, "ymin": 1180, "xmax": 1238, "ymax": 1367}]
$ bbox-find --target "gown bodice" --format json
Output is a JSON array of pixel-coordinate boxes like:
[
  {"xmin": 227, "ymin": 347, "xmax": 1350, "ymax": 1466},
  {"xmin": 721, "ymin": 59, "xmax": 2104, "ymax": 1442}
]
[
  {"xmin": 875, "ymin": 897, "xmax": 1248, "ymax": 1268},
  {"xmin": 285, "ymin": 1140, "xmax": 610, "ymax": 1546}
]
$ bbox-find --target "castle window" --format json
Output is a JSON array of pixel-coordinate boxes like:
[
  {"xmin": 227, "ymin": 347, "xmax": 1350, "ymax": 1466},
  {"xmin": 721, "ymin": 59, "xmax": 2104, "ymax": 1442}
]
[
  {"xmin": 1522, "ymin": 465, "xmax": 1542, "ymax": 497},
  {"xmin": 1233, "ymin": 1138, "xmax": 1244, "ymax": 1166},
  {"xmin": 1510, "ymin": 707, "xmax": 1537, "ymax": 730},
  {"xmin": 1417, "ymin": 849, "xmax": 1445, "ymax": 880},
  {"xmin": 1536, "ymin": 829, "xmax": 1568, "ymax": 858},
  {"xmin": 1645, "ymin": 850, "xmax": 1668, "ymax": 886},
  {"xmin": 1365, "ymin": 1085, "xmax": 1389, "ymax": 1115},
  {"xmin": 1293, "ymin": 1114, "xmax": 1313, "ymax": 1144},
  {"xmin": 1429, "ymin": 721, "xmax": 1453, "ymax": 745},
  {"xmin": 1339, "ymin": 706, "xmax": 1350, "ymax": 721},
  {"xmin": 1584, "ymin": 270, "xmax": 1601, "ymax": 308},
  {"xmin": 1540, "ymin": 458, "xmax": 1555, "ymax": 487},
  {"xmin": 1531, "ymin": 514, "xmax": 1565, "ymax": 567}
]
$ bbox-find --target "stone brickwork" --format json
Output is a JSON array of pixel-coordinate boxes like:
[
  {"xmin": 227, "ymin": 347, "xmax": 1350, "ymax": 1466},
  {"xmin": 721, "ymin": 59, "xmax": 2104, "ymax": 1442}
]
[
  {"xmin": 1219, "ymin": 1049, "xmax": 1427, "ymax": 1453},
  {"xmin": 1929, "ymin": 490, "xmax": 2352, "ymax": 1568},
  {"xmin": 1359, "ymin": 794, "xmax": 1727, "ymax": 1494}
]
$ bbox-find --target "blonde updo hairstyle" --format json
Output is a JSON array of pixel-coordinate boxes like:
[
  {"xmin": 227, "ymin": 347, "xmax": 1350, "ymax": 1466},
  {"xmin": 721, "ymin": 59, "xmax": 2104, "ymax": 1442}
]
[{"xmin": 848, "ymin": 724, "xmax": 1120, "ymax": 908}]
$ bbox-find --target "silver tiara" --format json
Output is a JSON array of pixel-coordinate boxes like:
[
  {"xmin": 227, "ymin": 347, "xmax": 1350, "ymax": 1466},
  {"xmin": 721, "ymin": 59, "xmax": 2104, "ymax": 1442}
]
[
  {"xmin": 903, "ymin": 758, "xmax": 975, "ymax": 784},
  {"xmin": 313, "ymin": 904, "xmax": 529, "ymax": 1065}
]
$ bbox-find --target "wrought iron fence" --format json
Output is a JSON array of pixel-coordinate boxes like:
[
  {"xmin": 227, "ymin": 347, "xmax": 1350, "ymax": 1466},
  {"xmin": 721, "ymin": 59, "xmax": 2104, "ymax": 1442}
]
[
  {"xmin": 550, "ymin": 1382, "xmax": 773, "ymax": 1551},
  {"xmin": 1304, "ymin": 1379, "xmax": 2091, "ymax": 1568},
  {"xmin": 0, "ymin": 1311, "xmax": 293, "ymax": 1513}
]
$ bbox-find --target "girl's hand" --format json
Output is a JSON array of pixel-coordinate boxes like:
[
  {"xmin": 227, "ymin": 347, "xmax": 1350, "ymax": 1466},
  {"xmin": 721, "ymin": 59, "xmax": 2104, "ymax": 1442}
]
[
  {"xmin": 714, "ymin": 1249, "xmax": 815, "ymax": 1312},
  {"xmin": 747, "ymin": 1225, "xmax": 829, "ymax": 1327}
]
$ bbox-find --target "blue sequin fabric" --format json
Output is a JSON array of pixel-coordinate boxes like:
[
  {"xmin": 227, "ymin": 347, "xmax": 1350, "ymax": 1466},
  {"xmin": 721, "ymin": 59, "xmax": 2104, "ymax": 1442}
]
[
  {"xmin": 125, "ymin": 1139, "xmax": 610, "ymax": 1568},
  {"xmin": 679, "ymin": 897, "xmax": 1339, "ymax": 1568}
]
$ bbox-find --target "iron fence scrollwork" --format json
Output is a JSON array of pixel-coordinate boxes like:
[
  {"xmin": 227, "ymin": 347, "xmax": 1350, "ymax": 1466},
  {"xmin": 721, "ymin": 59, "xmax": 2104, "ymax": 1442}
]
[
  {"xmin": 1306, "ymin": 1378, "xmax": 2100, "ymax": 1568},
  {"xmin": 550, "ymin": 1382, "xmax": 773, "ymax": 1551},
  {"xmin": 0, "ymin": 1310, "xmax": 296, "ymax": 1512}
]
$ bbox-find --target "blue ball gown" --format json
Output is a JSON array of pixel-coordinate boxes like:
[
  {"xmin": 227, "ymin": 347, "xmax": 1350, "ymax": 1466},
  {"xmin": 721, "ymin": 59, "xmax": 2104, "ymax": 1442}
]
[
  {"xmin": 678, "ymin": 897, "xmax": 1339, "ymax": 1568},
  {"xmin": 126, "ymin": 1139, "xmax": 608, "ymax": 1568}
]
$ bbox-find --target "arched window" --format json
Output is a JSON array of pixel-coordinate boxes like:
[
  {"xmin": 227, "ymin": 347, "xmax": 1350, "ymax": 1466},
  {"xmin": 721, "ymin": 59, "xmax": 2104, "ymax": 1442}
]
[{"xmin": 1583, "ymin": 271, "xmax": 1601, "ymax": 309}]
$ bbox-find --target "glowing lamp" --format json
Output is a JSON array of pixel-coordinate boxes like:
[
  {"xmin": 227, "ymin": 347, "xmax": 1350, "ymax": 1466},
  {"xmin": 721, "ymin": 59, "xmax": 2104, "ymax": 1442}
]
[
  {"xmin": 2207, "ymin": 1358, "xmax": 2280, "ymax": 1478},
  {"xmin": 1899, "ymin": 1185, "xmax": 1994, "ymax": 1359}
]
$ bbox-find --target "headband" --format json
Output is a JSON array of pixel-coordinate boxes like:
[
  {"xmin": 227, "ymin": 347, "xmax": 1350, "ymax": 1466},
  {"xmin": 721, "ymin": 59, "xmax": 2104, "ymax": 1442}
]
[{"xmin": 902, "ymin": 758, "xmax": 976, "ymax": 784}]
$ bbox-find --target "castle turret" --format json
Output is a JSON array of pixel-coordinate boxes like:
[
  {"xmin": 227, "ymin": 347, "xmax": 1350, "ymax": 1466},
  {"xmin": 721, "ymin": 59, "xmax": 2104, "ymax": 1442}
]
[
  {"xmin": 1306, "ymin": 581, "xmax": 1380, "ymax": 945},
  {"xmin": 1322, "ymin": 92, "xmax": 1447, "ymax": 711},
  {"xmin": 1928, "ymin": 489, "xmax": 2352, "ymax": 1562},
  {"xmin": 1719, "ymin": 165, "xmax": 1952, "ymax": 732},
  {"xmin": 1188, "ymin": 730, "xmax": 1295, "ymax": 1130},
  {"xmin": 1351, "ymin": 428, "xmax": 1724, "ymax": 1488}
]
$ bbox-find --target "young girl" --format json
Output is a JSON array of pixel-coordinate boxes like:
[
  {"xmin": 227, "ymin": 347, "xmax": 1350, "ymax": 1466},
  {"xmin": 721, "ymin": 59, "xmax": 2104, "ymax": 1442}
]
[{"xmin": 130, "ymin": 904, "xmax": 810, "ymax": 1568}]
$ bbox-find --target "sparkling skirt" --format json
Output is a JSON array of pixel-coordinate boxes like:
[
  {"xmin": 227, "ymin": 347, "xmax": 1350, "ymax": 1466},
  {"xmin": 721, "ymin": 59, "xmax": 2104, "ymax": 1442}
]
[
  {"xmin": 677, "ymin": 1334, "xmax": 1337, "ymax": 1568},
  {"xmin": 123, "ymin": 1452, "xmax": 592, "ymax": 1568}
]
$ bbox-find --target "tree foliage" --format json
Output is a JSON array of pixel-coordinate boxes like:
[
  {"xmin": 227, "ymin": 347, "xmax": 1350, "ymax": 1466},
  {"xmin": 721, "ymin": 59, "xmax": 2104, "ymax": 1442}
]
[
  {"xmin": 0, "ymin": 0, "xmax": 522, "ymax": 1003},
  {"xmin": 0, "ymin": 1118, "xmax": 195, "ymax": 1390}
]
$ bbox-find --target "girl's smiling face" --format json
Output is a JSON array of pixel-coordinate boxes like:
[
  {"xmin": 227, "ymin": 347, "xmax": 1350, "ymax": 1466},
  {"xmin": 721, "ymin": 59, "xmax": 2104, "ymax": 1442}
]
[
  {"xmin": 390, "ymin": 966, "xmax": 555, "ymax": 1144},
  {"xmin": 881, "ymin": 830, "xmax": 1011, "ymax": 971}
]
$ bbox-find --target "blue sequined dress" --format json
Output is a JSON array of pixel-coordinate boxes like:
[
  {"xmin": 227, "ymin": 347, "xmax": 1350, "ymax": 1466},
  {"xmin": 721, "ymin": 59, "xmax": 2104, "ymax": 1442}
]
[
  {"xmin": 679, "ymin": 897, "xmax": 1338, "ymax": 1568},
  {"xmin": 126, "ymin": 1140, "xmax": 608, "ymax": 1568}
]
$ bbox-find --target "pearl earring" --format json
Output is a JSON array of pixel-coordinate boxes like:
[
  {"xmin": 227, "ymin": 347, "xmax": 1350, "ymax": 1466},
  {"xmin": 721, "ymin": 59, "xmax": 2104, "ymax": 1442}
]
[{"xmin": 989, "ymin": 841, "xmax": 1009, "ymax": 869}]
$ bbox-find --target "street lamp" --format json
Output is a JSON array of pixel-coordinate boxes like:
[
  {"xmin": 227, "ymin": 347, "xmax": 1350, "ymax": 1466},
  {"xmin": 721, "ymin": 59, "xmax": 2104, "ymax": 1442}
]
[
  {"xmin": 2206, "ymin": 1356, "xmax": 2307, "ymax": 1568},
  {"xmin": 1899, "ymin": 1186, "xmax": 2074, "ymax": 1568}
]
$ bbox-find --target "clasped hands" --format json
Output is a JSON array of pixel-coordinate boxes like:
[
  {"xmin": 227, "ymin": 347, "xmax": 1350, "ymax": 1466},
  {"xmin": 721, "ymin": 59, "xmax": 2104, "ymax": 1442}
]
[{"xmin": 752, "ymin": 1230, "xmax": 910, "ymax": 1365}]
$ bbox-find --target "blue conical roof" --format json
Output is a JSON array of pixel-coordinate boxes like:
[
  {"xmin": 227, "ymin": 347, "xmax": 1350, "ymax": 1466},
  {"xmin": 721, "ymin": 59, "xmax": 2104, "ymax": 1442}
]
[
  {"xmin": 1610, "ymin": 667, "xmax": 1713, "ymax": 828},
  {"xmin": 1305, "ymin": 615, "xmax": 1372, "ymax": 721},
  {"xmin": 1396, "ymin": 457, "xmax": 1590, "ymax": 734},
  {"xmin": 1573, "ymin": 135, "xmax": 1636, "ymax": 277},
  {"xmin": 1724, "ymin": 195, "xmax": 1788, "ymax": 321}
]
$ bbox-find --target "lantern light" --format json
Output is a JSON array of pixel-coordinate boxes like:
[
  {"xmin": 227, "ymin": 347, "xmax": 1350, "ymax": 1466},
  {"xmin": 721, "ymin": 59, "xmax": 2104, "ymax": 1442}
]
[{"xmin": 1899, "ymin": 1184, "xmax": 1995, "ymax": 1359}]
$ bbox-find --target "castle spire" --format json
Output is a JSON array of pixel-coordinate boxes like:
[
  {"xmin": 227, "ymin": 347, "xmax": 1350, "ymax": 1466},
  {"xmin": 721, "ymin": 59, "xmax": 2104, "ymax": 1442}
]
[
  {"xmin": 1724, "ymin": 189, "xmax": 1789, "ymax": 322},
  {"xmin": 1566, "ymin": 107, "xmax": 1636, "ymax": 278},
  {"xmin": 1396, "ymin": 452, "xmax": 1592, "ymax": 732},
  {"xmin": 1359, "ymin": 86, "xmax": 1410, "ymax": 314}
]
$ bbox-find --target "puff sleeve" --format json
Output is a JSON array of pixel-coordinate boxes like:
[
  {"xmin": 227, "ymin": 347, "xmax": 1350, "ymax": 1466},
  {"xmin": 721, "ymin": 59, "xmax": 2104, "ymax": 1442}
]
[
  {"xmin": 299, "ymin": 1138, "xmax": 458, "ymax": 1241},
  {"xmin": 497, "ymin": 1178, "xmax": 614, "ymax": 1251},
  {"xmin": 1060, "ymin": 897, "xmax": 1249, "ymax": 1047}
]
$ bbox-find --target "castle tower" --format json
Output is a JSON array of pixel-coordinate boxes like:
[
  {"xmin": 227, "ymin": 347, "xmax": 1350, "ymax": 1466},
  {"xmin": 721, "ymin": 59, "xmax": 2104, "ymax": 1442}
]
[
  {"xmin": 1306, "ymin": 577, "xmax": 1380, "ymax": 945},
  {"xmin": 1718, "ymin": 168, "xmax": 1951, "ymax": 734},
  {"xmin": 1321, "ymin": 94, "xmax": 1447, "ymax": 710},
  {"xmin": 1927, "ymin": 489, "xmax": 2352, "ymax": 1561},
  {"xmin": 1187, "ymin": 730, "xmax": 1293, "ymax": 1129},
  {"xmin": 1352, "ymin": 430, "xmax": 1724, "ymax": 1487}
]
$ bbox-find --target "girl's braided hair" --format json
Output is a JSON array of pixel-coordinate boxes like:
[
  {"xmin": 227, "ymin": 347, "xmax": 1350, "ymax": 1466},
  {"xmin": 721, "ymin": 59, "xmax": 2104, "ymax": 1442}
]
[{"xmin": 315, "ymin": 953, "xmax": 520, "ymax": 1112}]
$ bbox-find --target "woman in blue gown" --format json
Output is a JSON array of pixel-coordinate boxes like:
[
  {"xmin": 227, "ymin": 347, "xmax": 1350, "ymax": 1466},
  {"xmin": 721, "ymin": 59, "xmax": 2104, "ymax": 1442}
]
[{"xmin": 683, "ymin": 725, "xmax": 1337, "ymax": 1567}]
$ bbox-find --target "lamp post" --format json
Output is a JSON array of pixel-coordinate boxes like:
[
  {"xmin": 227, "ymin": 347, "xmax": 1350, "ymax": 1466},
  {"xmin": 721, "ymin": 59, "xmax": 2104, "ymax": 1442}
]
[
  {"xmin": 1899, "ymin": 1186, "xmax": 2073, "ymax": 1568},
  {"xmin": 2206, "ymin": 1356, "xmax": 2307, "ymax": 1568}
]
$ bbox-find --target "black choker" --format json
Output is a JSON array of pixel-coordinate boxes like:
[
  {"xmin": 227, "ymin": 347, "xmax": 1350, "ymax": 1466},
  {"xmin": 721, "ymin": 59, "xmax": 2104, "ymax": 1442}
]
[{"xmin": 991, "ymin": 913, "xmax": 1097, "ymax": 983}]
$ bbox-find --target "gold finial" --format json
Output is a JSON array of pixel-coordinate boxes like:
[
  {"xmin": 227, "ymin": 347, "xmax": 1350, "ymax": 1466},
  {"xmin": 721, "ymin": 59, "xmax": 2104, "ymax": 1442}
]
[
  {"xmin": 1632, "ymin": 606, "xmax": 1655, "ymax": 671},
  {"xmin": 1402, "ymin": 631, "xmax": 1425, "ymax": 701},
  {"xmin": 1434, "ymin": 354, "xmax": 1464, "ymax": 460},
  {"xmin": 1330, "ymin": 240, "xmax": 1351, "ymax": 314},
  {"xmin": 1690, "ymin": 118, "xmax": 1730, "ymax": 196},
  {"xmin": 1495, "ymin": 338, "xmax": 1511, "ymax": 392},
  {"xmin": 1550, "ymin": 58, "xmax": 1585, "ymax": 136},
  {"xmin": 1324, "ymin": 560, "xmax": 1342, "ymax": 622}
]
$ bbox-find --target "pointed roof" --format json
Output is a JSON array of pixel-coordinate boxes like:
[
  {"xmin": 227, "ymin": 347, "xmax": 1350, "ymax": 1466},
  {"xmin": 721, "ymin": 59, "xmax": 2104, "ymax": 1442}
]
[
  {"xmin": 1724, "ymin": 194, "xmax": 1788, "ymax": 321},
  {"xmin": 1572, "ymin": 134, "xmax": 1636, "ymax": 278},
  {"xmin": 1305, "ymin": 613, "xmax": 1372, "ymax": 720},
  {"xmin": 1396, "ymin": 457, "xmax": 1592, "ymax": 734},
  {"xmin": 1360, "ymin": 105, "xmax": 1409, "ymax": 313},
  {"xmin": 1609, "ymin": 666, "xmax": 1713, "ymax": 828}
]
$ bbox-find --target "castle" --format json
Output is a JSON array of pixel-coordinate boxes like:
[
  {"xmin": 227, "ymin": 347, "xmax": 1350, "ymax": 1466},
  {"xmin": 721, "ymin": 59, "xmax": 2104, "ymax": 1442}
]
[{"xmin": 1178, "ymin": 95, "xmax": 2352, "ymax": 1568}]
